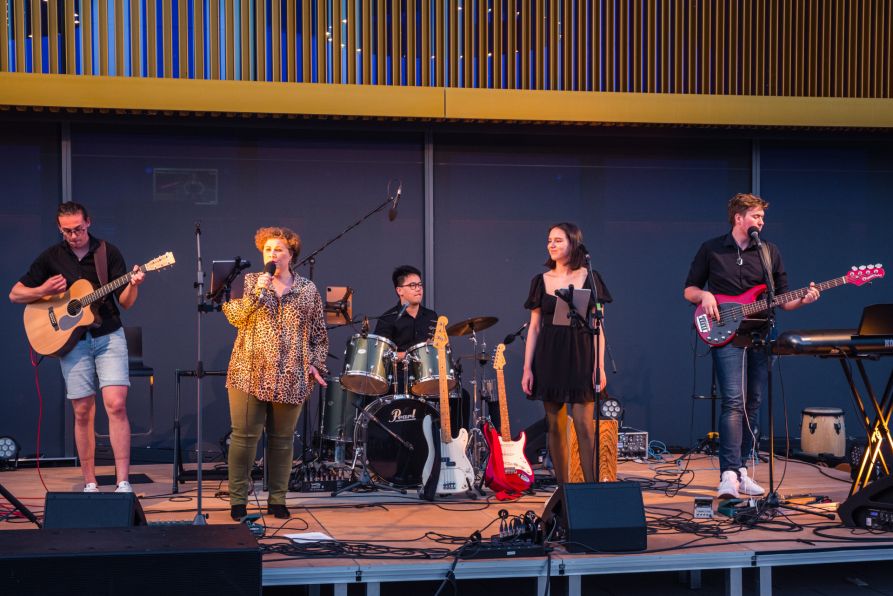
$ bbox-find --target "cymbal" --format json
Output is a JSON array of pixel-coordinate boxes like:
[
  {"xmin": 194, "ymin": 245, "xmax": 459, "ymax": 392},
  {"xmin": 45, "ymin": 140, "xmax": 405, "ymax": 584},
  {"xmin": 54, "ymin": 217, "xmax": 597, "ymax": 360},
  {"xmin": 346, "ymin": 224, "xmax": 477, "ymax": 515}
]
[{"xmin": 446, "ymin": 316, "xmax": 498, "ymax": 336}]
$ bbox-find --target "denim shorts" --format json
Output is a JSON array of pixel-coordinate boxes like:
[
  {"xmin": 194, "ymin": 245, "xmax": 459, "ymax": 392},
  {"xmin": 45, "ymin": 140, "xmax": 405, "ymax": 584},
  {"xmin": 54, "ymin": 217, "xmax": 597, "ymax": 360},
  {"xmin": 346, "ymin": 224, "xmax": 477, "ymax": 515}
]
[{"xmin": 59, "ymin": 327, "xmax": 130, "ymax": 400}]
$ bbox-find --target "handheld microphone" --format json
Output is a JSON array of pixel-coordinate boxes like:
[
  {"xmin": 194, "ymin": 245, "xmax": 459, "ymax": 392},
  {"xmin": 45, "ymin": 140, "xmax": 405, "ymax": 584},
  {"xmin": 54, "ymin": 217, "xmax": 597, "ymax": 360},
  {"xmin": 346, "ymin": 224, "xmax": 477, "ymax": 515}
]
[
  {"xmin": 388, "ymin": 183, "xmax": 402, "ymax": 222},
  {"xmin": 395, "ymin": 302, "xmax": 410, "ymax": 319},
  {"xmin": 503, "ymin": 322, "xmax": 529, "ymax": 345},
  {"xmin": 747, "ymin": 226, "xmax": 762, "ymax": 247},
  {"xmin": 259, "ymin": 261, "xmax": 276, "ymax": 299}
]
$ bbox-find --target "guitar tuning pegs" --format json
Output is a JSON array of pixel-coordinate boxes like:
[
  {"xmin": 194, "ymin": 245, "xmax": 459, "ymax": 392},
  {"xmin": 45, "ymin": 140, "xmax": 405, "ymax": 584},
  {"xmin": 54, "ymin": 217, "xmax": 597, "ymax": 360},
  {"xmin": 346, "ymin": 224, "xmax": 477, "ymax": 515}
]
[
  {"xmin": 852, "ymin": 266, "xmax": 858, "ymax": 271},
  {"xmin": 859, "ymin": 265, "xmax": 866, "ymax": 270}
]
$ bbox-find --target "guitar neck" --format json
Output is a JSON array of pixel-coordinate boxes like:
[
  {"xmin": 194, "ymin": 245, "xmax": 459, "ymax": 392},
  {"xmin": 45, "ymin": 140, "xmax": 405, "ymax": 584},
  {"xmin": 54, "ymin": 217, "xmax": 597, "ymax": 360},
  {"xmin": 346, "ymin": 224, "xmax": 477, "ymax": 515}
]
[
  {"xmin": 437, "ymin": 346, "xmax": 452, "ymax": 443},
  {"xmin": 742, "ymin": 276, "xmax": 847, "ymax": 316},
  {"xmin": 80, "ymin": 267, "xmax": 145, "ymax": 306},
  {"xmin": 495, "ymin": 369, "xmax": 512, "ymax": 442}
]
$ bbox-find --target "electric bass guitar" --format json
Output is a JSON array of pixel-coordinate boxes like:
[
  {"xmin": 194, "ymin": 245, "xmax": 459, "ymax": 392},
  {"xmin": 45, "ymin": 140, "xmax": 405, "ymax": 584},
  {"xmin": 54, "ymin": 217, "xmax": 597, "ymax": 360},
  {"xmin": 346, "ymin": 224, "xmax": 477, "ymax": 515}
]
[
  {"xmin": 694, "ymin": 264, "xmax": 884, "ymax": 347},
  {"xmin": 23, "ymin": 252, "xmax": 176, "ymax": 356},
  {"xmin": 420, "ymin": 316, "xmax": 475, "ymax": 497},
  {"xmin": 483, "ymin": 344, "xmax": 534, "ymax": 495}
]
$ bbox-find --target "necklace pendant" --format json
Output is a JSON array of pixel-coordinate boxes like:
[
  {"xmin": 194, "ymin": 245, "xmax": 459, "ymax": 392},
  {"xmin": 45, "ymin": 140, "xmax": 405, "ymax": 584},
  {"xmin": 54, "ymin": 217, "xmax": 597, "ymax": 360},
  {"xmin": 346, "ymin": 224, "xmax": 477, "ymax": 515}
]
[{"xmin": 736, "ymin": 255, "xmax": 744, "ymax": 266}]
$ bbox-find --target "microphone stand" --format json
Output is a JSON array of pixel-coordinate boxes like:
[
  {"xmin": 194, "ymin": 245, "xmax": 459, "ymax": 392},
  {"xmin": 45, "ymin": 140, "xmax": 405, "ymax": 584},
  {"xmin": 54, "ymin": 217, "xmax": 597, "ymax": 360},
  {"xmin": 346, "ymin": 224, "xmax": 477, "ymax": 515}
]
[
  {"xmin": 292, "ymin": 187, "xmax": 397, "ymax": 477},
  {"xmin": 583, "ymin": 254, "xmax": 606, "ymax": 483},
  {"xmin": 752, "ymin": 238, "xmax": 819, "ymax": 517},
  {"xmin": 555, "ymin": 285, "xmax": 601, "ymax": 482}
]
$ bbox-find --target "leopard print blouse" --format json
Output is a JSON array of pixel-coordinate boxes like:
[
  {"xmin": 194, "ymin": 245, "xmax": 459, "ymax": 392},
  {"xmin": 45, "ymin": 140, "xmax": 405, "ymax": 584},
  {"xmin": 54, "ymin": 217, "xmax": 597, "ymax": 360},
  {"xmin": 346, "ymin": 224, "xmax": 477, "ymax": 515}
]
[{"xmin": 222, "ymin": 271, "xmax": 329, "ymax": 405}]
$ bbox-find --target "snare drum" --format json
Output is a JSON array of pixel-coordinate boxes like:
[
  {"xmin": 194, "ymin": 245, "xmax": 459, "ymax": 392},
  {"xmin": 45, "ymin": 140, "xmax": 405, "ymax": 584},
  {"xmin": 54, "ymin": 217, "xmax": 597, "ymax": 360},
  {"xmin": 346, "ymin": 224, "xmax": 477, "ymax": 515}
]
[
  {"xmin": 800, "ymin": 407, "xmax": 846, "ymax": 457},
  {"xmin": 355, "ymin": 395, "xmax": 438, "ymax": 488},
  {"xmin": 341, "ymin": 334, "xmax": 396, "ymax": 396},
  {"xmin": 407, "ymin": 341, "xmax": 457, "ymax": 397},
  {"xmin": 321, "ymin": 378, "xmax": 360, "ymax": 443}
]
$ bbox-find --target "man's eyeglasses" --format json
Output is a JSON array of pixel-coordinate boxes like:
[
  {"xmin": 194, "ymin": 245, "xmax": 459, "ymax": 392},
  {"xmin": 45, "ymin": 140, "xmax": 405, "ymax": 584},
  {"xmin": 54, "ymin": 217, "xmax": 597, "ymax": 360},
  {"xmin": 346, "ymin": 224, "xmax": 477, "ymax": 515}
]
[
  {"xmin": 60, "ymin": 225, "xmax": 88, "ymax": 237},
  {"xmin": 399, "ymin": 282, "xmax": 424, "ymax": 290}
]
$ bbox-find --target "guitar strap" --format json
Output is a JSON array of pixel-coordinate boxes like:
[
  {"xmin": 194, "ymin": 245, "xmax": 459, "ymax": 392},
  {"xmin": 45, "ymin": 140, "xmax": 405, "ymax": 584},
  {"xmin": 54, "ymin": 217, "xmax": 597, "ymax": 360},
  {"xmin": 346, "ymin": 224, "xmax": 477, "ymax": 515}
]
[
  {"xmin": 94, "ymin": 240, "xmax": 108, "ymax": 287},
  {"xmin": 90, "ymin": 240, "xmax": 108, "ymax": 329},
  {"xmin": 759, "ymin": 243, "xmax": 775, "ymax": 296}
]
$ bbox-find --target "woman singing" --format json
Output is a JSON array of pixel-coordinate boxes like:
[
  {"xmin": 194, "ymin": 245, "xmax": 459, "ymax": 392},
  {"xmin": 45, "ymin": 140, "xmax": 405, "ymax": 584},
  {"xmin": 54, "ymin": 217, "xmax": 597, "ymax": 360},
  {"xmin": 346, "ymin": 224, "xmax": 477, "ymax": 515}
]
[
  {"xmin": 521, "ymin": 222, "xmax": 612, "ymax": 483},
  {"xmin": 223, "ymin": 227, "xmax": 328, "ymax": 520}
]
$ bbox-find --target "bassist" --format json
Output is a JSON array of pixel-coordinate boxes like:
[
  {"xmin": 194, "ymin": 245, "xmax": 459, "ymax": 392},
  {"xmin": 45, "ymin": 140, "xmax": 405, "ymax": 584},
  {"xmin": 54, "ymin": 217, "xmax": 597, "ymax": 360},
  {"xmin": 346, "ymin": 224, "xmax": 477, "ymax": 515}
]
[
  {"xmin": 683, "ymin": 193, "xmax": 819, "ymax": 500},
  {"xmin": 9, "ymin": 202, "xmax": 145, "ymax": 494}
]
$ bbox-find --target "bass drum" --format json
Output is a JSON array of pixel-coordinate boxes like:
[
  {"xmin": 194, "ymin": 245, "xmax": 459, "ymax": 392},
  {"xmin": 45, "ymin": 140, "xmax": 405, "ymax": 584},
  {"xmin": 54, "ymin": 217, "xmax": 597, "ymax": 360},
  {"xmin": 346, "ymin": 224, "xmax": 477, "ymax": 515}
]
[{"xmin": 356, "ymin": 395, "xmax": 438, "ymax": 488}]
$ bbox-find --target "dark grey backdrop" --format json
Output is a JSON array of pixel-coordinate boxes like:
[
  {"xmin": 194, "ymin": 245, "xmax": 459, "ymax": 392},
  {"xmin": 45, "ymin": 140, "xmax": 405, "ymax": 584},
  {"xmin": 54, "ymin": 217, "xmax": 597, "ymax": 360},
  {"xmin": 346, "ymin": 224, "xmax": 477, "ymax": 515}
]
[{"xmin": 1, "ymin": 118, "xmax": 891, "ymax": 466}]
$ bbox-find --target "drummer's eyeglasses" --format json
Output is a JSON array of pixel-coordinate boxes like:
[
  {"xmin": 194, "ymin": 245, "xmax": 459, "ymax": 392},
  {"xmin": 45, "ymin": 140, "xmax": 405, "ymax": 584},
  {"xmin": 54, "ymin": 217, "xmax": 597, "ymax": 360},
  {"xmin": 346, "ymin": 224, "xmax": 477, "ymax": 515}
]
[{"xmin": 399, "ymin": 282, "xmax": 424, "ymax": 290}]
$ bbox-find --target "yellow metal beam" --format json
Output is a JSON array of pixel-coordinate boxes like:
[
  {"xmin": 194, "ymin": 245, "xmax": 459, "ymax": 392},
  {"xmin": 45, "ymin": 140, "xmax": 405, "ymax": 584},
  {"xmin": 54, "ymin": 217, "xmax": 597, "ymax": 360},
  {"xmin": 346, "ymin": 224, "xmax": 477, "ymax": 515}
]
[
  {"xmin": 0, "ymin": 73, "xmax": 444, "ymax": 117},
  {"xmin": 3, "ymin": 73, "xmax": 892, "ymax": 129}
]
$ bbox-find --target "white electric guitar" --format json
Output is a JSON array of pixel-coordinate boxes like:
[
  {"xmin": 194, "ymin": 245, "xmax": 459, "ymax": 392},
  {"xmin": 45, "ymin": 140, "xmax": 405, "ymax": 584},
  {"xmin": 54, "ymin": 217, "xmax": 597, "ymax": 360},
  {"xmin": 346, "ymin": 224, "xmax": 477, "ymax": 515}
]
[{"xmin": 420, "ymin": 316, "xmax": 475, "ymax": 497}]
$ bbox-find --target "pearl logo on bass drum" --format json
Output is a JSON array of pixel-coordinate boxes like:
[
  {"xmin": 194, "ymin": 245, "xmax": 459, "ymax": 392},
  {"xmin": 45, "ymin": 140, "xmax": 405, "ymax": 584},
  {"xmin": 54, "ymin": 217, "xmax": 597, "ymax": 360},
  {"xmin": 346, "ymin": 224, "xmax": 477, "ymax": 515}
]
[{"xmin": 389, "ymin": 408, "xmax": 417, "ymax": 423}]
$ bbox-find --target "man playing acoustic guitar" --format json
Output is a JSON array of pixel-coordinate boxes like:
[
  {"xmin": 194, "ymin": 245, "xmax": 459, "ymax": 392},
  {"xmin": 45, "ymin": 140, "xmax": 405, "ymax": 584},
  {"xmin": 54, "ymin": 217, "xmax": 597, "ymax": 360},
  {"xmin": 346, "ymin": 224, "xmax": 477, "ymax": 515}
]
[
  {"xmin": 683, "ymin": 193, "xmax": 820, "ymax": 500},
  {"xmin": 9, "ymin": 202, "xmax": 145, "ymax": 494}
]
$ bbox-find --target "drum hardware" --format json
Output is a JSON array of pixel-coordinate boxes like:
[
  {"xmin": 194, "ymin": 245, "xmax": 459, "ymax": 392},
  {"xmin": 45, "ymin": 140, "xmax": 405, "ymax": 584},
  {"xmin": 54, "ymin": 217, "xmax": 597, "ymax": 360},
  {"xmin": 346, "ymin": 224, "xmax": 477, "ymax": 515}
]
[{"xmin": 331, "ymin": 395, "xmax": 414, "ymax": 496}]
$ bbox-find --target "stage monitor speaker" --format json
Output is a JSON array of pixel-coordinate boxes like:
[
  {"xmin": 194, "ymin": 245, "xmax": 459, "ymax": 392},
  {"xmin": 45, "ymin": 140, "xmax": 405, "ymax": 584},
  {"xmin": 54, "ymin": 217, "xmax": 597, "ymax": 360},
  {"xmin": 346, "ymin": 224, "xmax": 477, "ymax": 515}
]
[
  {"xmin": 839, "ymin": 474, "xmax": 893, "ymax": 529},
  {"xmin": 43, "ymin": 492, "xmax": 147, "ymax": 529},
  {"xmin": 542, "ymin": 481, "xmax": 647, "ymax": 553},
  {"xmin": 0, "ymin": 524, "xmax": 260, "ymax": 596}
]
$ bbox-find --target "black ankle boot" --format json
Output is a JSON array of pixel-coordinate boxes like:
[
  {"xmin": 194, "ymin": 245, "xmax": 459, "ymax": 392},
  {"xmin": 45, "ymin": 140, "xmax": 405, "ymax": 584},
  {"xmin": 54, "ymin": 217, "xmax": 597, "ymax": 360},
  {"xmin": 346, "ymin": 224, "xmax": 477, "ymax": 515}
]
[
  {"xmin": 267, "ymin": 504, "xmax": 290, "ymax": 519},
  {"xmin": 230, "ymin": 504, "xmax": 247, "ymax": 521}
]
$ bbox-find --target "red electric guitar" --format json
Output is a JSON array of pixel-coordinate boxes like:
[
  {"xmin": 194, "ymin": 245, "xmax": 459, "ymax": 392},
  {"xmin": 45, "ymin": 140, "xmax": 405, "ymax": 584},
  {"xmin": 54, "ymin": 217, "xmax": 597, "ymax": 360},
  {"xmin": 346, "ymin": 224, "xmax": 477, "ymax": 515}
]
[
  {"xmin": 483, "ymin": 344, "xmax": 534, "ymax": 495},
  {"xmin": 694, "ymin": 264, "xmax": 885, "ymax": 347}
]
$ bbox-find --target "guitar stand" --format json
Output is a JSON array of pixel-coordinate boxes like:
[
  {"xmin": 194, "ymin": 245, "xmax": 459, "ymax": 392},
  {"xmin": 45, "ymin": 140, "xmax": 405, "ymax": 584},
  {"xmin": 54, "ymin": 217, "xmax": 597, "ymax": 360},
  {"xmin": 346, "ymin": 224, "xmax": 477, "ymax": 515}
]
[{"xmin": 0, "ymin": 482, "xmax": 40, "ymax": 528}]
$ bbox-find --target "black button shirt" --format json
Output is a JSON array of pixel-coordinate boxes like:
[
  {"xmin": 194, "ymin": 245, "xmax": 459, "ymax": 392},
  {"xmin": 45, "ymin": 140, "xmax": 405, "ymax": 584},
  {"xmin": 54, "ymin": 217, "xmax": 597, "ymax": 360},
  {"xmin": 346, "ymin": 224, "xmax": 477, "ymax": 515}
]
[
  {"xmin": 684, "ymin": 233, "xmax": 789, "ymax": 297},
  {"xmin": 374, "ymin": 303, "xmax": 439, "ymax": 352},
  {"xmin": 19, "ymin": 236, "xmax": 128, "ymax": 338}
]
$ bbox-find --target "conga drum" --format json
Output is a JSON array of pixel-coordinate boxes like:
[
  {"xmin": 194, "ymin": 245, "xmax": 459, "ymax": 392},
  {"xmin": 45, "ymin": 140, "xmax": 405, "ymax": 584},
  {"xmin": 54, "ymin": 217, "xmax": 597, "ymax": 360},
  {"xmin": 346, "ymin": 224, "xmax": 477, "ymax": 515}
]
[{"xmin": 800, "ymin": 407, "xmax": 846, "ymax": 457}]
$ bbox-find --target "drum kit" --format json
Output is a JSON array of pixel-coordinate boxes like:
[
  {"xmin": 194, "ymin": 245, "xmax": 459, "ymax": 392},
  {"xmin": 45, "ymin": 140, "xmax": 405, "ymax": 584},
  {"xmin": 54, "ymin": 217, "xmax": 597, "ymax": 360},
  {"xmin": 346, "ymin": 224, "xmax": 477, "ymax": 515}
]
[{"xmin": 316, "ymin": 315, "xmax": 502, "ymax": 495}]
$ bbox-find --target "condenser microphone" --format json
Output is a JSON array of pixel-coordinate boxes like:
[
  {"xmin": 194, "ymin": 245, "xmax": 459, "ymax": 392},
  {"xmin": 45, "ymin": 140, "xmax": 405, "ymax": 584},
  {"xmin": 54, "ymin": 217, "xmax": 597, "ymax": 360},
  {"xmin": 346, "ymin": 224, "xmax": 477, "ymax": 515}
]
[
  {"xmin": 388, "ymin": 183, "xmax": 402, "ymax": 222},
  {"xmin": 395, "ymin": 302, "xmax": 410, "ymax": 319},
  {"xmin": 579, "ymin": 243, "xmax": 591, "ymax": 261}
]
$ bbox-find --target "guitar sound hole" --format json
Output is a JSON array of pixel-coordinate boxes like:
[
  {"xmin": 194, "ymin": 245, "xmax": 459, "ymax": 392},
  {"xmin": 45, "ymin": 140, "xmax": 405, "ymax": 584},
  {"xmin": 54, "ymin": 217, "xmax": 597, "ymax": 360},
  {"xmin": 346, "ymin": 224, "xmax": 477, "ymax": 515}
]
[{"xmin": 67, "ymin": 300, "xmax": 82, "ymax": 317}]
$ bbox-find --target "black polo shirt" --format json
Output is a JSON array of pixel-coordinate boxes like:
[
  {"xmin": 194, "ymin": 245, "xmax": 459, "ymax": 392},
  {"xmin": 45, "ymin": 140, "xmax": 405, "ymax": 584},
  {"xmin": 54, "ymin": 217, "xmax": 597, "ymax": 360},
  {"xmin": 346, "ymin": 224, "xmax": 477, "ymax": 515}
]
[
  {"xmin": 684, "ymin": 233, "xmax": 789, "ymax": 297},
  {"xmin": 19, "ymin": 235, "xmax": 128, "ymax": 338},
  {"xmin": 374, "ymin": 303, "xmax": 439, "ymax": 352}
]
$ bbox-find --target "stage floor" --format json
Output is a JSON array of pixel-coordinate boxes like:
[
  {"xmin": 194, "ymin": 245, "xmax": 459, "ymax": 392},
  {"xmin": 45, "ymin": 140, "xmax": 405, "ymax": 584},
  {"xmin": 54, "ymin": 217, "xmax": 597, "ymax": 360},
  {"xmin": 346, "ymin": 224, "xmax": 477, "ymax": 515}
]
[{"xmin": 2, "ymin": 454, "xmax": 893, "ymax": 595}]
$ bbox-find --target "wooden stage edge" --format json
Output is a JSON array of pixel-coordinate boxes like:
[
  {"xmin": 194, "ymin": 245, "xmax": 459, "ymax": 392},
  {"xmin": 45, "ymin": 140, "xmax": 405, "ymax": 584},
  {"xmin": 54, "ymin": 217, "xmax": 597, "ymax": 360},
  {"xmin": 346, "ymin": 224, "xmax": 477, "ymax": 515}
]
[{"xmin": 3, "ymin": 454, "xmax": 893, "ymax": 594}]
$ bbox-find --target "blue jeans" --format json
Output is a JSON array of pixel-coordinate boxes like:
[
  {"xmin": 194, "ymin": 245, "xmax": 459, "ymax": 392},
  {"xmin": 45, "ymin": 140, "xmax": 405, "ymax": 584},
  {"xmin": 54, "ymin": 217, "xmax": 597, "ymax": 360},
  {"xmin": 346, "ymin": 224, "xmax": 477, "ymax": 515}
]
[
  {"xmin": 59, "ymin": 328, "xmax": 130, "ymax": 399},
  {"xmin": 712, "ymin": 343, "xmax": 768, "ymax": 475}
]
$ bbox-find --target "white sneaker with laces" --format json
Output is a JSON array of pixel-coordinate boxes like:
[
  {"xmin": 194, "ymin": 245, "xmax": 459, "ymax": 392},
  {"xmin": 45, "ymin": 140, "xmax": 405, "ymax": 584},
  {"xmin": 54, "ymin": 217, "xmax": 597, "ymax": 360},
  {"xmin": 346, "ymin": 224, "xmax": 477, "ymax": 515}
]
[
  {"xmin": 115, "ymin": 481, "xmax": 133, "ymax": 493},
  {"xmin": 83, "ymin": 482, "xmax": 99, "ymax": 493},
  {"xmin": 716, "ymin": 470, "xmax": 740, "ymax": 499},
  {"xmin": 738, "ymin": 467, "xmax": 765, "ymax": 496}
]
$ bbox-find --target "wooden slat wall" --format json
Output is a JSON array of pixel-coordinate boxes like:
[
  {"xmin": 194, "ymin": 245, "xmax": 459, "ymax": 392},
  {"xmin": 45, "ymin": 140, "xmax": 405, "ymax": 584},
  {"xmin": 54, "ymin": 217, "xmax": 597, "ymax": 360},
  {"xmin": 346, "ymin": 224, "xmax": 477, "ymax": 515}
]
[{"xmin": 0, "ymin": 0, "xmax": 889, "ymax": 98}]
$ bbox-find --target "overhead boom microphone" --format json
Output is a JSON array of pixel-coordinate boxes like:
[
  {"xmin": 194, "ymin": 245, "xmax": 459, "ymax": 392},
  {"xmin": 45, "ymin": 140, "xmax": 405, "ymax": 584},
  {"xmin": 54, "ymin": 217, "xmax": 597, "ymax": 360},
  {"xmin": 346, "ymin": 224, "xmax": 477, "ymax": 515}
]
[
  {"xmin": 503, "ymin": 322, "xmax": 528, "ymax": 345},
  {"xmin": 388, "ymin": 183, "xmax": 402, "ymax": 222}
]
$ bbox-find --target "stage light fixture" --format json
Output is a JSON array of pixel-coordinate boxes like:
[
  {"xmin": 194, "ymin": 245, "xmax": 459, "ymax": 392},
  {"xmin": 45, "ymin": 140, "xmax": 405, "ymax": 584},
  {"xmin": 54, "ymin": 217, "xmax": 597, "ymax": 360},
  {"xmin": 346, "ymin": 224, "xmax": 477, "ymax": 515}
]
[
  {"xmin": 600, "ymin": 397, "xmax": 623, "ymax": 421},
  {"xmin": 0, "ymin": 436, "xmax": 19, "ymax": 470}
]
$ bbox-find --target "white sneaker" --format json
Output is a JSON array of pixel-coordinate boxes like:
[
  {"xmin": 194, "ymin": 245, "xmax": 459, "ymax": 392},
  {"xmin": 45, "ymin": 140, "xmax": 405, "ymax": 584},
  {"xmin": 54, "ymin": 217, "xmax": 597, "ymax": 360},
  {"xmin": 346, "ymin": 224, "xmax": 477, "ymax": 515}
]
[
  {"xmin": 738, "ymin": 467, "xmax": 765, "ymax": 496},
  {"xmin": 83, "ymin": 482, "xmax": 99, "ymax": 493},
  {"xmin": 115, "ymin": 481, "xmax": 133, "ymax": 493},
  {"xmin": 717, "ymin": 470, "xmax": 740, "ymax": 499}
]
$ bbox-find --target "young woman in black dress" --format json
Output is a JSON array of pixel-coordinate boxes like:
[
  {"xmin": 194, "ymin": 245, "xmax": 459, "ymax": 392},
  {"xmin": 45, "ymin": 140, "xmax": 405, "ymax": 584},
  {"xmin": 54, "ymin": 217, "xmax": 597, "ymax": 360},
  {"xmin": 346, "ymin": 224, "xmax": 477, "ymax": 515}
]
[{"xmin": 521, "ymin": 222, "xmax": 611, "ymax": 483}]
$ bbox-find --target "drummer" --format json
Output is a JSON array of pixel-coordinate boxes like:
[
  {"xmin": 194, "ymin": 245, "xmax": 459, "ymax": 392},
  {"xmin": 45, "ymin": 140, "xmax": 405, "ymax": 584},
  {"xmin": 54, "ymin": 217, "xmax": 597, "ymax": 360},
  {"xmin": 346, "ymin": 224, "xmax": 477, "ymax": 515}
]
[{"xmin": 374, "ymin": 265, "xmax": 438, "ymax": 359}]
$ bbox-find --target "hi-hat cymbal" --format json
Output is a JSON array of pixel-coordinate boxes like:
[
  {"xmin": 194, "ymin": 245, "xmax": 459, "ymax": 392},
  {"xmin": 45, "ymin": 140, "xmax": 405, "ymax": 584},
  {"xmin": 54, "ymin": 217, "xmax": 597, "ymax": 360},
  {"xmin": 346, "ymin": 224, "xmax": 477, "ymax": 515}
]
[{"xmin": 446, "ymin": 316, "xmax": 498, "ymax": 336}]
